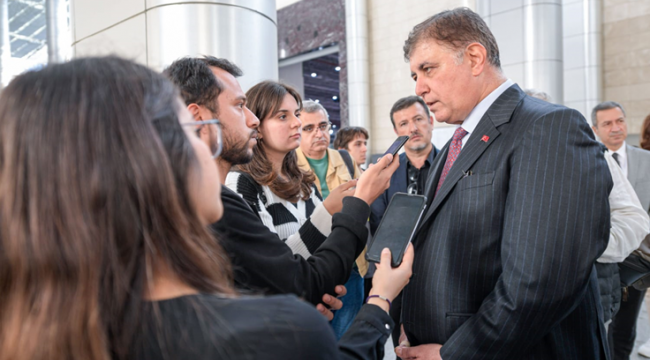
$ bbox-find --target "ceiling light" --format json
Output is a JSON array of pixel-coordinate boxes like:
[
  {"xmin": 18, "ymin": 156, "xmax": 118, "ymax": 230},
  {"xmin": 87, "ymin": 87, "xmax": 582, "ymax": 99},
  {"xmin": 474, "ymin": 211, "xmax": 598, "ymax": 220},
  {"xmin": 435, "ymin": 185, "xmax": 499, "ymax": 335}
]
[
  {"xmin": 332, "ymin": 95, "xmax": 338, "ymax": 100},
  {"xmin": 315, "ymin": 99, "xmax": 320, "ymax": 103},
  {"xmin": 311, "ymin": 72, "xmax": 317, "ymax": 77},
  {"xmin": 329, "ymin": 129, "xmax": 334, "ymax": 135},
  {"xmin": 335, "ymin": 66, "xmax": 341, "ymax": 71}
]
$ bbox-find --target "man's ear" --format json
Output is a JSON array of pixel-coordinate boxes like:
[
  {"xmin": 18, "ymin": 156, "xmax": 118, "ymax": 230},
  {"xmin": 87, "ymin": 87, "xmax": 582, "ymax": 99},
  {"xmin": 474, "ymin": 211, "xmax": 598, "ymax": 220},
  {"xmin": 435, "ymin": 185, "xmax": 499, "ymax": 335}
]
[
  {"xmin": 465, "ymin": 42, "xmax": 488, "ymax": 77},
  {"xmin": 429, "ymin": 115, "xmax": 435, "ymax": 125},
  {"xmin": 187, "ymin": 103, "xmax": 203, "ymax": 121}
]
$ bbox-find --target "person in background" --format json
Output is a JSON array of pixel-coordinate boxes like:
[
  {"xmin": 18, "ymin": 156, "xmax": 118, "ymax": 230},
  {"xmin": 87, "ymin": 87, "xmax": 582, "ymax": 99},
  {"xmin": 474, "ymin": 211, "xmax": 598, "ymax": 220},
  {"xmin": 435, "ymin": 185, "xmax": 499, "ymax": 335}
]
[
  {"xmin": 369, "ymin": 95, "xmax": 439, "ymax": 351},
  {"xmin": 524, "ymin": 88, "xmax": 553, "ymax": 102},
  {"xmin": 0, "ymin": 55, "xmax": 414, "ymax": 360},
  {"xmin": 226, "ymin": 81, "xmax": 354, "ymax": 259},
  {"xmin": 296, "ymin": 100, "xmax": 366, "ymax": 339},
  {"xmin": 334, "ymin": 126, "xmax": 369, "ymax": 172},
  {"xmin": 591, "ymin": 101, "xmax": 650, "ymax": 360}
]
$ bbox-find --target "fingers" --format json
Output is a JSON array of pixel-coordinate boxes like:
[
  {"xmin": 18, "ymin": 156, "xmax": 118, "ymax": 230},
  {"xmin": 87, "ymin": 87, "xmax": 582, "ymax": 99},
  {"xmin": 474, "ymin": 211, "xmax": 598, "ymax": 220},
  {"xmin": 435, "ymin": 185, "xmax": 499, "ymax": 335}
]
[
  {"xmin": 338, "ymin": 179, "xmax": 357, "ymax": 192},
  {"xmin": 379, "ymin": 247, "xmax": 392, "ymax": 268},
  {"xmin": 322, "ymin": 293, "xmax": 343, "ymax": 311},
  {"xmin": 375, "ymin": 153, "xmax": 394, "ymax": 169},
  {"xmin": 316, "ymin": 304, "xmax": 334, "ymax": 321},
  {"xmin": 399, "ymin": 243, "xmax": 415, "ymax": 269},
  {"xmin": 335, "ymin": 284, "xmax": 347, "ymax": 297}
]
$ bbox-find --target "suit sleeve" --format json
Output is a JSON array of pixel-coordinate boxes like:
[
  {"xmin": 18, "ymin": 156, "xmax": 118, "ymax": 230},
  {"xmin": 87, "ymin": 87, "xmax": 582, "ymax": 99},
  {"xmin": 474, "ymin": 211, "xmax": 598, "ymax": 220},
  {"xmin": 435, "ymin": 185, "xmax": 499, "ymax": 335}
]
[
  {"xmin": 214, "ymin": 189, "xmax": 369, "ymax": 306},
  {"xmin": 440, "ymin": 109, "xmax": 613, "ymax": 358}
]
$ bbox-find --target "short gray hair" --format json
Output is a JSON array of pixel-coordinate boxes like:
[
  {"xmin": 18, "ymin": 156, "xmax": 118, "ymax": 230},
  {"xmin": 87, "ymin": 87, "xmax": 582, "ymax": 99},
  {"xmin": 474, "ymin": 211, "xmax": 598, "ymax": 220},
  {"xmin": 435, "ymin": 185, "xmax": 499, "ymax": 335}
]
[
  {"xmin": 524, "ymin": 89, "xmax": 552, "ymax": 103},
  {"xmin": 591, "ymin": 101, "xmax": 626, "ymax": 127},
  {"xmin": 302, "ymin": 100, "xmax": 329, "ymax": 119}
]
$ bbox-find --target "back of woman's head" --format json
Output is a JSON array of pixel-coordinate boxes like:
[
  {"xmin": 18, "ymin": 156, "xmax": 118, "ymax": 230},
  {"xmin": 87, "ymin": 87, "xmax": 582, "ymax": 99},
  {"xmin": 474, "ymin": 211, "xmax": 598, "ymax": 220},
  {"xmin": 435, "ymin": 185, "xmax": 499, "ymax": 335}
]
[
  {"xmin": 0, "ymin": 56, "xmax": 232, "ymax": 360},
  {"xmin": 642, "ymin": 113, "xmax": 650, "ymax": 151}
]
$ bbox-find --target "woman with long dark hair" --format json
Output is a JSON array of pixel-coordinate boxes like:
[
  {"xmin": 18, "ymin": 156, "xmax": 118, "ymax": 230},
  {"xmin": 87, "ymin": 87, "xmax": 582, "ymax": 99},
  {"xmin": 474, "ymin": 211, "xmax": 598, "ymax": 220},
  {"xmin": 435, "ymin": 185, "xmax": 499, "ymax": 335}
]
[
  {"xmin": 0, "ymin": 57, "xmax": 412, "ymax": 360},
  {"xmin": 227, "ymin": 81, "xmax": 356, "ymax": 259}
]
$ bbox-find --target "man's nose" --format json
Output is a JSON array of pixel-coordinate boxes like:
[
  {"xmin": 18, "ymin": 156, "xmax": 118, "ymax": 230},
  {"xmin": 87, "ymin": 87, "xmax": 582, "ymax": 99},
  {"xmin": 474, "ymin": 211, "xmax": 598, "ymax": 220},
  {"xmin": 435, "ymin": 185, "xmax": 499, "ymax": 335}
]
[
  {"xmin": 415, "ymin": 77, "xmax": 428, "ymax": 97},
  {"xmin": 245, "ymin": 106, "xmax": 260, "ymax": 128}
]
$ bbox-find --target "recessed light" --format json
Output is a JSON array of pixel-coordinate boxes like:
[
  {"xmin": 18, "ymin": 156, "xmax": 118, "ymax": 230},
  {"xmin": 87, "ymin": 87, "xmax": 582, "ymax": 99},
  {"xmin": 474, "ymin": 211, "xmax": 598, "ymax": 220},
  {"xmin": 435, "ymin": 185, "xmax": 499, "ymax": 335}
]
[
  {"xmin": 329, "ymin": 129, "xmax": 334, "ymax": 135},
  {"xmin": 311, "ymin": 72, "xmax": 317, "ymax": 77},
  {"xmin": 335, "ymin": 66, "xmax": 341, "ymax": 71},
  {"xmin": 315, "ymin": 99, "xmax": 320, "ymax": 103},
  {"xmin": 332, "ymin": 95, "xmax": 338, "ymax": 100}
]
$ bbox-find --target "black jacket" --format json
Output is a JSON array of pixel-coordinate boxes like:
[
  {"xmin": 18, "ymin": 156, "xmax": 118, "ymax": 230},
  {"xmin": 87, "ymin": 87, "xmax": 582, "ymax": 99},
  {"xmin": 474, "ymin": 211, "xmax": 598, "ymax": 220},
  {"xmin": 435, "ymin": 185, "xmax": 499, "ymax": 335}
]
[
  {"xmin": 131, "ymin": 294, "xmax": 394, "ymax": 360},
  {"xmin": 595, "ymin": 262, "xmax": 621, "ymax": 323},
  {"xmin": 212, "ymin": 186, "xmax": 368, "ymax": 306}
]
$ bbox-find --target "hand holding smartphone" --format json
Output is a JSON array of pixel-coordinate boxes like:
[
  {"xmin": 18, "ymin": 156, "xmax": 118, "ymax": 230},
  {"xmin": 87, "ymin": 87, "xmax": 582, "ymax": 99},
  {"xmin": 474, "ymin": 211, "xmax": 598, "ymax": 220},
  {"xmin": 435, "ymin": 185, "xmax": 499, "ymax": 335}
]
[
  {"xmin": 366, "ymin": 193, "xmax": 427, "ymax": 267},
  {"xmin": 383, "ymin": 136, "xmax": 409, "ymax": 159}
]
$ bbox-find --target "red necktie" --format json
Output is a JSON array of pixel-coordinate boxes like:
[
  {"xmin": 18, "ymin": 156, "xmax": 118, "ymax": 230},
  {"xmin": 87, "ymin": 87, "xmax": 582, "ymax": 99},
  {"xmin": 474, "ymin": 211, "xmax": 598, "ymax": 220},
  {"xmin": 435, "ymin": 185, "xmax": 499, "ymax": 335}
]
[{"xmin": 436, "ymin": 127, "xmax": 468, "ymax": 196}]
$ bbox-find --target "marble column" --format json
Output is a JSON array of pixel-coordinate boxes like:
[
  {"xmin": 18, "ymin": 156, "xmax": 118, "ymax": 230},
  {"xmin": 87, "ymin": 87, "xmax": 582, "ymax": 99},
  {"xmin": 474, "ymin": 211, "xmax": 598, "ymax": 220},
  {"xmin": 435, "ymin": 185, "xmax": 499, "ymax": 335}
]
[{"xmin": 70, "ymin": 0, "xmax": 278, "ymax": 90}]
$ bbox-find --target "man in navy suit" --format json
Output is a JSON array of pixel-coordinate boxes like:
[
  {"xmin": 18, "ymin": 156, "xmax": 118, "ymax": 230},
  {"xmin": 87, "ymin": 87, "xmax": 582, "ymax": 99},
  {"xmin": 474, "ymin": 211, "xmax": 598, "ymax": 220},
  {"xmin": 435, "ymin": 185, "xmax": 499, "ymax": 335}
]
[
  {"xmin": 396, "ymin": 8, "xmax": 612, "ymax": 359},
  {"xmin": 370, "ymin": 95, "xmax": 439, "ymax": 348}
]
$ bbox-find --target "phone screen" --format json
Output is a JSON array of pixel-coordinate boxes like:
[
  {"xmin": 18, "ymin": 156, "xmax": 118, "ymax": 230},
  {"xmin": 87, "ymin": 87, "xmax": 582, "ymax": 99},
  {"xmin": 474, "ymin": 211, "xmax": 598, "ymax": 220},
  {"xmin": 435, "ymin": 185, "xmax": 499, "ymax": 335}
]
[
  {"xmin": 366, "ymin": 193, "xmax": 427, "ymax": 267},
  {"xmin": 383, "ymin": 136, "xmax": 409, "ymax": 157}
]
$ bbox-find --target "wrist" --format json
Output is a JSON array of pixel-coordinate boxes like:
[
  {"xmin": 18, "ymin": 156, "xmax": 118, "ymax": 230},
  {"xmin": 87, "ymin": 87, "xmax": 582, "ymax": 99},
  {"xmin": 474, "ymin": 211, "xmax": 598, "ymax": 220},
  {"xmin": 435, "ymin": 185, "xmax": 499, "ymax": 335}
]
[{"xmin": 366, "ymin": 294, "xmax": 391, "ymax": 313}]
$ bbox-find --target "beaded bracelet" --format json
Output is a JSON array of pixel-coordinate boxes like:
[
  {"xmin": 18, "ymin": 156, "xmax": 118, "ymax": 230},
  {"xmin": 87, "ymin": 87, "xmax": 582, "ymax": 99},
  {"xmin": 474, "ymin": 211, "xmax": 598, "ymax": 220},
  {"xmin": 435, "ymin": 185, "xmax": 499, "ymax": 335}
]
[{"xmin": 366, "ymin": 295, "xmax": 392, "ymax": 309}]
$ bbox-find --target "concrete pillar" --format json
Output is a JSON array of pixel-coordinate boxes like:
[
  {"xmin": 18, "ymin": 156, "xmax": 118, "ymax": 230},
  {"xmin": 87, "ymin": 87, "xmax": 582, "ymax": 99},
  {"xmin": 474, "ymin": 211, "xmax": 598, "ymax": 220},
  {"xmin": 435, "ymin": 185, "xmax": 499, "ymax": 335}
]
[
  {"xmin": 70, "ymin": 0, "xmax": 278, "ymax": 91},
  {"xmin": 0, "ymin": 0, "xmax": 10, "ymax": 89},
  {"xmin": 478, "ymin": 0, "xmax": 564, "ymax": 104},
  {"xmin": 46, "ymin": 0, "xmax": 70, "ymax": 63},
  {"xmin": 345, "ymin": 0, "xmax": 370, "ymax": 136}
]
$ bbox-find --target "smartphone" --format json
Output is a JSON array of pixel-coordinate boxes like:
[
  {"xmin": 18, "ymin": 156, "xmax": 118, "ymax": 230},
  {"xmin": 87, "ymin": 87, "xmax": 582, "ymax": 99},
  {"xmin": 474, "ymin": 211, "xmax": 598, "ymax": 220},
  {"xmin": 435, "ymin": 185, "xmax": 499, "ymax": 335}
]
[
  {"xmin": 383, "ymin": 135, "xmax": 409, "ymax": 157},
  {"xmin": 366, "ymin": 192, "xmax": 427, "ymax": 267}
]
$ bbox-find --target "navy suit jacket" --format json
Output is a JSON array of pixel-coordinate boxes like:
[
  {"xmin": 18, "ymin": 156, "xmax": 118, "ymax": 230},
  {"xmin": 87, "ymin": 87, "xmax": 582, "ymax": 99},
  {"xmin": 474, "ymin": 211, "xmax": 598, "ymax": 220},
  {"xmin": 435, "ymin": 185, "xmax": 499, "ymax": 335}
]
[
  {"xmin": 401, "ymin": 85, "xmax": 613, "ymax": 359},
  {"xmin": 369, "ymin": 148, "xmax": 439, "ymax": 235}
]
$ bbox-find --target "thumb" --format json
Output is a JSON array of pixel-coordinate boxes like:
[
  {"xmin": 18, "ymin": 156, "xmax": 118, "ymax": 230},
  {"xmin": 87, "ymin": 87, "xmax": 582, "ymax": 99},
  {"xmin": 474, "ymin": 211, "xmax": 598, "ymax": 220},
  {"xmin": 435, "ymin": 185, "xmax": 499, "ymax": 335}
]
[{"xmin": 379, "ymin": 247, "xmax": 392, "ymax": 267}]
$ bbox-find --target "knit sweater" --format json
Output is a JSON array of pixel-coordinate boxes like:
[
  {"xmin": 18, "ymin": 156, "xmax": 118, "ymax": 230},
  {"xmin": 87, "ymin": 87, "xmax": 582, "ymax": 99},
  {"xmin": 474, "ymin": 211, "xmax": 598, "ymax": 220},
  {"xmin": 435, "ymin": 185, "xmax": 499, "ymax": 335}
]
[{"xmin": 225, "ymin": 171, "xmax": 332, "ymax": 259}]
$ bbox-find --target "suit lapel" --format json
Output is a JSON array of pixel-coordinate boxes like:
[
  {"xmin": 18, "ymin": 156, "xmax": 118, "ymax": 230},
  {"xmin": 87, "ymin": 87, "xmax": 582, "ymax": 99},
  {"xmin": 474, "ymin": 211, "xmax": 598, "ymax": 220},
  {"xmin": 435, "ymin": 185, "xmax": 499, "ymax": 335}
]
[
  {"xmin": 627, "ymin": 145, "xmax": 639, "ymax": 187},
  {"xmin": 417, "ymin": 85, "xmax": 524, "ymax": 234}
]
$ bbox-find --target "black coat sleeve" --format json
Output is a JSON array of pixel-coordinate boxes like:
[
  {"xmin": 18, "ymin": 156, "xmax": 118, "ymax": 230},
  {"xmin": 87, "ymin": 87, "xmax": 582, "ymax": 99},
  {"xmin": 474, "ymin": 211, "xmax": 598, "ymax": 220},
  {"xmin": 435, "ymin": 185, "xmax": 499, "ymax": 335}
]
[
  {"xmin": 338, "ymin": 304, "xmax": 394, "ymax": 360},
  {"xmin": 213, "ymin": 187, "xmax": 369, "ymax": 305}
]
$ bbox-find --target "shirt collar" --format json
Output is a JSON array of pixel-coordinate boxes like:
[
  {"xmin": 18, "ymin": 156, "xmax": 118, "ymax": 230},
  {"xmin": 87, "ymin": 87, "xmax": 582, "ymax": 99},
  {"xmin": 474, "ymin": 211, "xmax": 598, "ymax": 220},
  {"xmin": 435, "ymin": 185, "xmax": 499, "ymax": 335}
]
[
  {"xmin": 406, "ymin": 145, "xmax": 436, "ymax": 169},
  {"xmin": 613, "ymin": 142, "xmax": 627, "ymax": 158},
  {"xmin": 460, "ymin": 79, "xmax": 515, "ymax": 136}
]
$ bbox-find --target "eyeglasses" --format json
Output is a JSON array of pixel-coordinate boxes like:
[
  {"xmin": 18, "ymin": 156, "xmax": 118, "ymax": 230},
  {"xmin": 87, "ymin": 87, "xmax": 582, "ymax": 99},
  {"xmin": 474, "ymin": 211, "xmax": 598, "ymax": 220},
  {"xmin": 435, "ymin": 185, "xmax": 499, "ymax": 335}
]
[
  {"xmin": 407, "ymin": 166, "xmax": 420, "ymax": 195},
  {"xmin": 181, "ymin": 119, "xmax": 222, "ymax": 158},
  {"xmin": 302, "ymin": 121, "xmax": 332, "ymax": 134}
]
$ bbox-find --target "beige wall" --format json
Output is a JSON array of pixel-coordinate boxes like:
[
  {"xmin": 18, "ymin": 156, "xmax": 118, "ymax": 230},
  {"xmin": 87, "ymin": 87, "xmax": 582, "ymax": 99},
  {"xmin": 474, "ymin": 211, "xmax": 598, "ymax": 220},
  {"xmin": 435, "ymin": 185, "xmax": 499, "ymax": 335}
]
[
  {"xmin": 603, "ymin": 0, "xmax": 650, "ymax": 137},
  {"xmin": 367, "ymin": 0, "xmax": 475, "ymax": 154}
]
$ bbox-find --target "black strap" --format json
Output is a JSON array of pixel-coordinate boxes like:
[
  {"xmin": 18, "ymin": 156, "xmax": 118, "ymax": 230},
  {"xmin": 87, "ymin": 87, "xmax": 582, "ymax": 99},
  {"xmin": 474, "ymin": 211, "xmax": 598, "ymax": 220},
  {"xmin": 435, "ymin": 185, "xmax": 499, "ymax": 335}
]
[{"xmin": 338, "ymin": 149, "xmax": 355, "ymax": 178}]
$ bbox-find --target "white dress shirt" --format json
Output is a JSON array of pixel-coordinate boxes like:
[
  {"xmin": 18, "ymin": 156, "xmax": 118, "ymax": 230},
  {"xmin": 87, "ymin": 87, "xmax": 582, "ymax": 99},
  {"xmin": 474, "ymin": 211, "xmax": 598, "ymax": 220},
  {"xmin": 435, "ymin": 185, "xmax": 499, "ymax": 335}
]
[
  {"xmin": 612, "ymin": 142, "xmax": 628, "ymax": 177},
  {"xmin": 598, "ymin": 151, "xmax": 650, "ymax": 263},
  {"xmin": 460, "ymin": 79, "xmax": 515, "ymax": 148}
]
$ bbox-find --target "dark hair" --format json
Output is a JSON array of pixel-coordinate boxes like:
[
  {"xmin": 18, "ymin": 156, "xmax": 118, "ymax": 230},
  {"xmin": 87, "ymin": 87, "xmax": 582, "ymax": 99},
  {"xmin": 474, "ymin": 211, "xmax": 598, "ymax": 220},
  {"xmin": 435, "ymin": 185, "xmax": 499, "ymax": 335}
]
[
  {"xmin": 237, "ymin": 81, "xmax": 315, "ymax": 201},
  {"xmin": 641, "ymin": 114, "xmax": 650, "ymax": 151},
  {"xmin": 163, "ymin": 56, "xmax": 243, "ymax": 114},
  {"xmin": 403, "ymin": 7, "xmax": 500, "ymax": 68},
  {"xmin": 389, "ymin": 95, "xmax": 431, "ymax": 128},
  {"xmin": 333, "ymin": 126, "xmax": 369, "ymax": 150},
  {"xmin": 591, "ymin": 101, "xmax": 626, "ymax": 127},
  {"xmin": 0, "ymin": 56, "xmax": 234, "ymax": 360}
]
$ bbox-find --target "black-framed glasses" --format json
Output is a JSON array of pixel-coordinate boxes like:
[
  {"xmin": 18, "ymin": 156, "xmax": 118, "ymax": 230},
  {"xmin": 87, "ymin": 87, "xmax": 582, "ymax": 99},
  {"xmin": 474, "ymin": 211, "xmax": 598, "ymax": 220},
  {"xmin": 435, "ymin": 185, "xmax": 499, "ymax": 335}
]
[
  {"xmin": 303, "ymin": 121, "xmax": 332, "ymax": 134},
  {"xmin": 181, "ymin": 119, "xmax": 222, "ymax": 158},
  {"xmin": 407, "ymin": 166, "xmax": 420, "ymax": 195}
]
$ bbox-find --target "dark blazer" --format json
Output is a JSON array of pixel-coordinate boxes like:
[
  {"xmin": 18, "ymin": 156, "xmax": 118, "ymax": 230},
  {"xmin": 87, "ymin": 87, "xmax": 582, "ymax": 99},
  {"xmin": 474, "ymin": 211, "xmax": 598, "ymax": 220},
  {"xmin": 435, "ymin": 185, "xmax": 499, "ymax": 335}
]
[
  {"xmin": 369, "ymin": 147, "xmax": 439, "ymax": 235},
  {"xmin": 401, "ymin": 84, "xmax": 613, "ymax": 359}
]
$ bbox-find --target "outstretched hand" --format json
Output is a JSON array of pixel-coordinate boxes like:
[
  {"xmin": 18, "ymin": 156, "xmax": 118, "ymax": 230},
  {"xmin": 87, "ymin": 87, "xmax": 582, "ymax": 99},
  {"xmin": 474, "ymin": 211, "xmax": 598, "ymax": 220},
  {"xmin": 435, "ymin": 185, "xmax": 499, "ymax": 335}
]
[{"xmin": 354, "ymin": 154, "xmax": 400, "ymax": 205}]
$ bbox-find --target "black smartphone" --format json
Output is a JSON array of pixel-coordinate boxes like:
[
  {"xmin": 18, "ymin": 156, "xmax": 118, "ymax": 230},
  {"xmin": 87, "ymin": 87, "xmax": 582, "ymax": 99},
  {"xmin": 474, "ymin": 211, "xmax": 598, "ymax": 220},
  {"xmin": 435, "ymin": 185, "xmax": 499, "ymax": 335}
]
[
  {"xmin": 383, "ymin": 135, "xmax": 409, "ymax": 157},
  {"xmin": 366, "ymin": 192, "xmax": 427, "ymax": 267}
]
